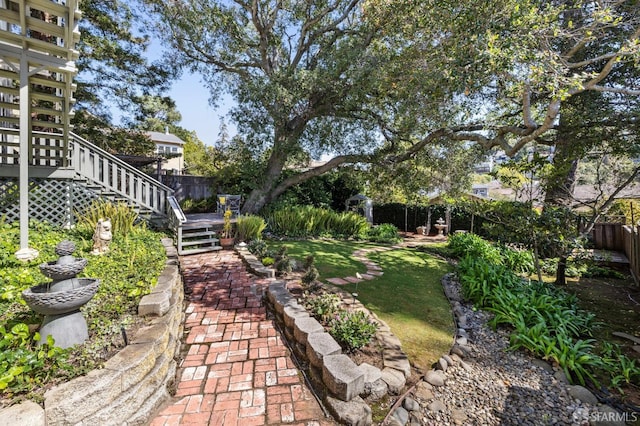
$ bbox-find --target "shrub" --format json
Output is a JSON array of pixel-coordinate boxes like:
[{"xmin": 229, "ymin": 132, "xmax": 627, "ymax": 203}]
[
  {"xmin": 261, "ymin": 257, "xmax": 275, "ymax": 266},
  {"xmin": 303, "ymin": 292, "xmax": 342, "ymax": 323},
  {"xmin": 499, "ymin": 245, "xmax": 534, "ymax": 274},
  {"xmin": 247, "ymin": 239, "xmax": 271, "ymax": 259},
  {"xmin": 274, "ymin": 246, "xmax": 294, "ymax": 276},
  {"xmin": 265, "ymin": 205, "xmax": 368, "ymax": 239},
  {"xmin": 448, "ymin": 232, "xmax": 502, "ymax": 265},
  {"xmin": 367, "ymin": 223, "xmax": 401, "ymax": 244},
  {"xmin": 329, "ymin": 310, "xmax": 378, "ymax": 352},
  {"xmin": 235, "ymin": 215, "xmax": 267, "ymax": 242}
]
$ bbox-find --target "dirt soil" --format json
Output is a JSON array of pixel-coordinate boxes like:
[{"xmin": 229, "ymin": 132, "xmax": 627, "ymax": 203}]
[{"xmin": 563, "ymin": 275, "xmax": 640, "ymax": 408}]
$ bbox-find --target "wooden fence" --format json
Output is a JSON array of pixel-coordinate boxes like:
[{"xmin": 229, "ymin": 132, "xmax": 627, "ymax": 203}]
[
  {"xmin": 591, "ymin": 223, "xmax": 640, "ymax": 284},
  {"xmin": 622, "ymin": 225, "xmax": 640, "ymax": 284},
  {"xmin": 590, "ymin": 223, "xmax": 626, "ymax": 251}
]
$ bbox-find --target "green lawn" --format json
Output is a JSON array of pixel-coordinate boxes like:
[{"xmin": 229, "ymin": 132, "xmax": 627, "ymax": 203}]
[
  {"xmin": 268, "ymin": 239, "xmax": 375, "ymax": 279},
  {"xmin": 267, "ymin": 239, "xmax": 455, "ymax": 371}
]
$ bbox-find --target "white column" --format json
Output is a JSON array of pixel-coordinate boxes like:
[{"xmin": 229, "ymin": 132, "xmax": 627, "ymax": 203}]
[{"xmin": 15, "ymin": 53, "xmax": 38, "ymax": 261}]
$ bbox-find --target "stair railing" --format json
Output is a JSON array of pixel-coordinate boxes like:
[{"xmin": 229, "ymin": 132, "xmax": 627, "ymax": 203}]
[{"xmin": 68, "ymin": 132, "xmax": 174, "ymax": 217}]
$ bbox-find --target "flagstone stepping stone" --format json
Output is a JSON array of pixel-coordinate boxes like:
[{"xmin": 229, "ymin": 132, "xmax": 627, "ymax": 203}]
[{"xmin": 612, "ymin": 331, "xmax": 640, "ymax": 345}]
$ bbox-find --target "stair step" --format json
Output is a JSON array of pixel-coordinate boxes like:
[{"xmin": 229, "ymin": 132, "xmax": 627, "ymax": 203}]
[
  {"xmin": 181, "ymin": 230, "xmax": 219, "ymax": 239},
  {"xmin": 178, "ymin": 246, "xmax": 223, "ymax": 256},
  {"xmin": 180, "ymin": 238, "xmax": 220, "ymax": 247}
]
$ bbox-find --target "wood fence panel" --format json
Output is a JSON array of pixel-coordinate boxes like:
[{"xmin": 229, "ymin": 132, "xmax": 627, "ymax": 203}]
[
  {"xmin": 623, "ymin": 225, "xmax": 640, "ymax": 284},
  {"xmin": 591, "ymin": 223, "xmax": 625, "ymax": 251}
]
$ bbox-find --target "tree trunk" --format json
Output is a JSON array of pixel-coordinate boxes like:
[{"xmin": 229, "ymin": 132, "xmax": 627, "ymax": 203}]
[
  {"xmin": 555, "ymin": 257, "xmax": 567, "ymax": 286},
  {"xmin": 545, "ymin": 132, "xmax": 579, "ymax": 285},
  {"xmin": 242, "ymin": 151, "xmax": 287, "ymax": 214}
]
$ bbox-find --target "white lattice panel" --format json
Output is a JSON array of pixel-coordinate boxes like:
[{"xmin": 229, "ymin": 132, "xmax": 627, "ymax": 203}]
[{"xmin": 0, "ymin": 177, "xmax": 102, "ymax": 227}]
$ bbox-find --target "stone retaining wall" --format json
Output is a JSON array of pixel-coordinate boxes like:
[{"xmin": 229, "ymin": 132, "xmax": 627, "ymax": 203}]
[
  {"xmin": 265, "ymin": 280, "xmax": 412, "ymax": 426},
  {"xmin": 2, "ymin": 238, "xmax": 184, "ymax": 426}
]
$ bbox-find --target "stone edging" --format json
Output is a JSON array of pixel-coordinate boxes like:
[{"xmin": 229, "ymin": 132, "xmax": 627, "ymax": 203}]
[{"xmin": 2, "ymin": 238, "xmax": 184, "ymax": 426}]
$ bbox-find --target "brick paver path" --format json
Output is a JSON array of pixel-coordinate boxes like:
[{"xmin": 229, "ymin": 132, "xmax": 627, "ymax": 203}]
[{"xmin": 149, "ymin": 251, "xmax": 333, "ymax": 426}]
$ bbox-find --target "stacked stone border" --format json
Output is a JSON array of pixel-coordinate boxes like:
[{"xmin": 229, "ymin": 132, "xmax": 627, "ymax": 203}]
[{"xmin": 3, "ymin": 237, "xmax": 184, "ymax": 426}]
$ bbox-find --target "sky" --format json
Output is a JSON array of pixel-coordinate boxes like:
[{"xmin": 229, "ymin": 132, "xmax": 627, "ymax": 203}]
[
  {"xmin": 144, "ymin": 34, "xmax": 236, "ymax": 147},
  {"xmin": 166, "ymin": 71, "xmax": 236, "ymax": 146}
]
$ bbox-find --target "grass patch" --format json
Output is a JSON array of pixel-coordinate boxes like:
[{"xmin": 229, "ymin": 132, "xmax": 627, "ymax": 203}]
[
  {"xmin": 342, "ymin": 248, "xmax": 455, "ymax": 371},
  {"xmin": 267, "ymin": 239, "xmax": 373, "ymax": 280}
]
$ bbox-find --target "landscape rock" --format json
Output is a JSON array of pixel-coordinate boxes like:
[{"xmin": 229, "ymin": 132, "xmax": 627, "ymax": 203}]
[
  {"xmin": 403, "ymin": 397, "xmax": 420, "ymax": 412},
  {"xmin": 391, "ymin": 406, "xmax": 409, "ymax": 425},
  {"xmin": 366, "ymin": 378, "xmax": 389, "ymax": 401},
  {"xmin": 427, "ymin": 400, "xmax": 446, "ymax": 412},
  {"xmin": 414, "ymin": 381, "xmax": 434, "ymax": 401},
  {"xmin": 450, "ymin": 409, "xmax": 468, "ymax": 426},
  {"xmin": 381, "ymin": 367, "xmax": 406, "ymax": 394},
  {"xmin": 567, "ymin": 385, "xmax": 598, "ymax": 405},
  {"xmin": 0, "ymin": 400, "xmax": 45, "ymax": 426},
  {"xmin": 424, "ymin": 370, "xmax": 445, "ymax": 387},
  {"xmin": 324, "ymin": 395, "xmax": 372, "ymax": 426}
]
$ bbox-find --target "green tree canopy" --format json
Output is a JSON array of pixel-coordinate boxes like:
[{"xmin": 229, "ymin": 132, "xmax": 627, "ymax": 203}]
[
  {"xmin": 143, "ymin": 0, "xmax": 640, "ymax": 213},
  {"xmin": 73, "ymin": 0, "xmax": 176, "ymax": 154}
]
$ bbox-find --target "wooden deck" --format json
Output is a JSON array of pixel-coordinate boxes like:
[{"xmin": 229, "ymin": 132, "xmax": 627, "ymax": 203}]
[
  {"xmin": 576, "ymin": 249, "xmax": 629, "ymax": 266},
  {"xmin": 183, "ymin": 212, "xmax": 237, "ymax": 229}
]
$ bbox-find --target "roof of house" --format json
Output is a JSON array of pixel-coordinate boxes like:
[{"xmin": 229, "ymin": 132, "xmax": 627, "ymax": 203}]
[{"xmin": 145, "ymin": 131, "xmax": 185, "ymax": 145}]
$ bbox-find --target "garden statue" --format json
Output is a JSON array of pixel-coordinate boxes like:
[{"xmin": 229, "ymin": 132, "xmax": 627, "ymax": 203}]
[
  {"xmin": 91, "ymin": 218, "xmax": 112, "ymax": 255},
  {"xmin": 22, "ymin": 240, "xmax": 100, "ymax": 348}
]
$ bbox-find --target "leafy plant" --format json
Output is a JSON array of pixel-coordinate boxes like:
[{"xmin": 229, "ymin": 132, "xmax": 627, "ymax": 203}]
[
  {"xmin": 235, "ymin": 215, "xmax": 266, "ymax": 242},
  {"xmin": 247, "ymin": 239, "xmax": 272, "ymax": 259},
  {"xmin": 0, "ymin": 323, "xmax": 70, "ymax": 393},
  {"xmin": 367, "ymin": 223, "xmax": 401, "ymax": 244},
  {"xmin": 221, "ymin": 209, "xmax": 234, "ymax": 239},
  {"xmin": 329, "ymin": 310, "xmax": 378, "ymax": 352},
  {"xmin": 261, "ymin": 256, "xmax": 274, "ymax": 266},
  {"xmin": 265, "ymin": 205, "xmax": 369, "ymax": 239},
  {"xmin": 274, "ymin": 246, "xmax": 294, "ymax": 275},
  {"xmin": 303, "ymin": 292, "xmax": 342, "ymax": 323},
  {"xmin": 75, "ymin": 200, "xmax": 140, "ymax": 235},
  {"xmin": 301, "ymin": 255, "xmax": 320, "ymax": 291}
]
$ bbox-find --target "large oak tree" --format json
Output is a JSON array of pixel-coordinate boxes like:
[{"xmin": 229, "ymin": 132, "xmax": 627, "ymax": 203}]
[{"xmin": 144, "ymin": 0, "xmax": 640, "ymax": 213}]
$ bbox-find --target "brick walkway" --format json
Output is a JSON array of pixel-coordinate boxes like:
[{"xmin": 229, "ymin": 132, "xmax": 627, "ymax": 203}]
[{"xmin": 148, "ymin": 251, "xmax": 334, "ymax": 426}]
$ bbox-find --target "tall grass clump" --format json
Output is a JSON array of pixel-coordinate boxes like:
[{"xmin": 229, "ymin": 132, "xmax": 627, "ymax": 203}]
[
  {"xmin": 75, "ymin": 200, "xmax": 140, "ymax": 235},
  {"xmin": 235, "ymin": 215, "xmax": 267, "ymax": 242},
  {"xmin": 265, "ymin": 205, "xmax": 368, "ymax": 239}
]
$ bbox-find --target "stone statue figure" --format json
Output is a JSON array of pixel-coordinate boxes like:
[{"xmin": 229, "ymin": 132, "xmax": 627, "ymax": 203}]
[{"xmin": 91, "ymin": 218, "xmax": 112, "ymax": 255}]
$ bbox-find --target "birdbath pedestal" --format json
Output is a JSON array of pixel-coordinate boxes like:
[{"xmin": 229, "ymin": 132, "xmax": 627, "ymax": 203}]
[
  {"xmin": 434, "ymin": 217, "xmax": 447, "ymax": 236},
  {"xmin": 22, "ymin": 240, "xmax": 100, "ymax": 348}
]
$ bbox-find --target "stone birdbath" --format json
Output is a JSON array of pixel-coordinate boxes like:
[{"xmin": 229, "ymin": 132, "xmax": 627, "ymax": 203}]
[
  {"xmin": 22, "ymin": 240, "xmax": 100, "ymax": 348},
  {"xmin": 434, "ymin": 217, "xmax": 447, "ymax": 236}
]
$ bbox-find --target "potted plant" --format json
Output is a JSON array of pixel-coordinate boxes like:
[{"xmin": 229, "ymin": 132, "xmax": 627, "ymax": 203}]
[{"xmin": 219, "ymin": 209, "xmax": 235, "ymax": 248}]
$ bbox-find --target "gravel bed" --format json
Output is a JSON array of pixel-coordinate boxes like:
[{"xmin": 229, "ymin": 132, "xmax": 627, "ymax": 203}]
[{"xmin": 389, "ymin": 274, "xmax": 629, "ymax": 426}]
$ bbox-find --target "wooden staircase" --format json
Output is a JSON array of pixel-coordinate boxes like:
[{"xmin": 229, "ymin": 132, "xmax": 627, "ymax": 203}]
[
  {"xmin": 167, "ymin": 197, "xmax": 222, "ymax": 255},
  {"xmin": 0, "ymin": 129, "xmax": 221, "ymax": 254}
]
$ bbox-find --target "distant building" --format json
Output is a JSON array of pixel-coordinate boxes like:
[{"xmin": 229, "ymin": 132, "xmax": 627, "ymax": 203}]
[
  {"xmin": 471, "ymin": 184, "xmax": 489, "ymax": 198},
  {"xmin": 146, "ymin": 130, "xmax": 186, "ymax": 174}
]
